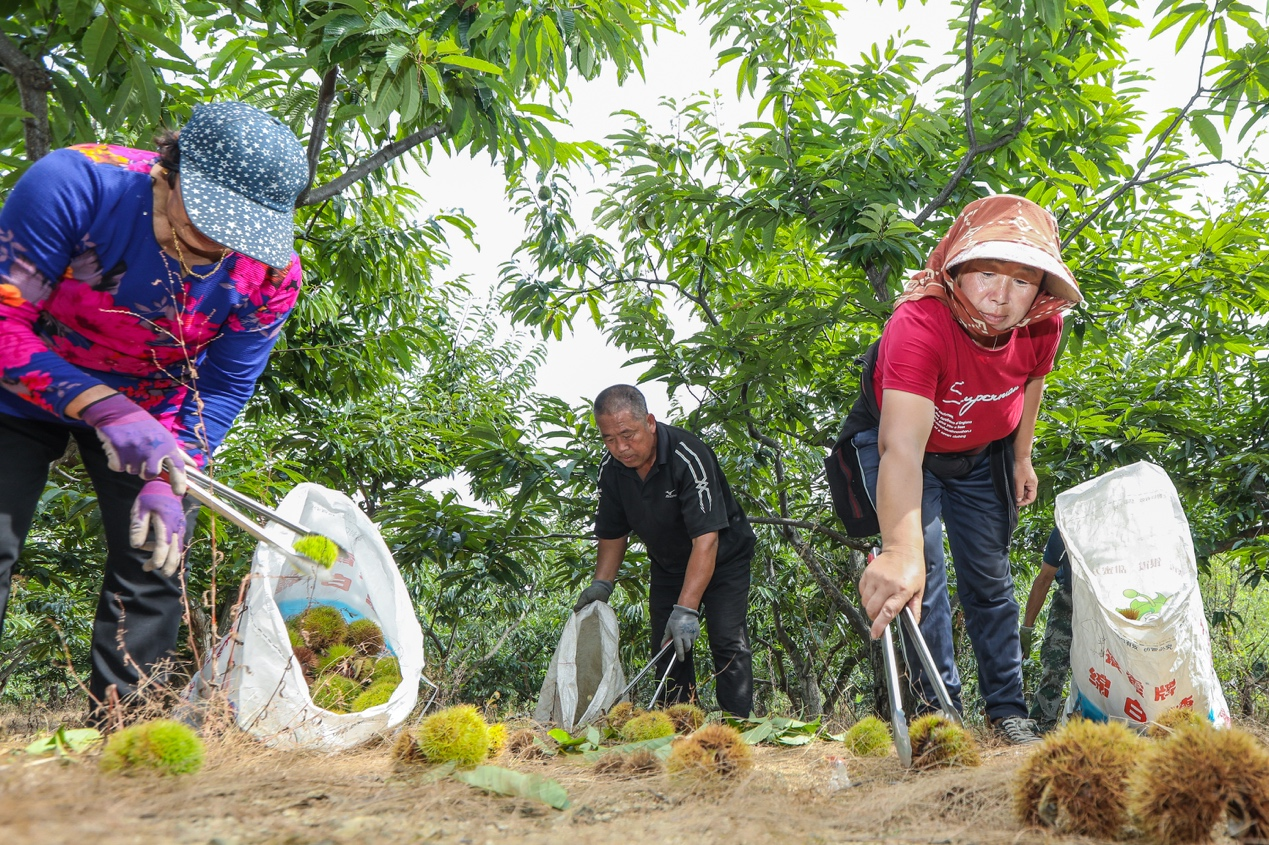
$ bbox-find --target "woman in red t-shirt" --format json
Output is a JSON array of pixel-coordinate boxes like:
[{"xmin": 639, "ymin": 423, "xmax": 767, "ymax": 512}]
[{"xmin": 854, "ymin": 195, "xmax": 1082, "ymax": 743}]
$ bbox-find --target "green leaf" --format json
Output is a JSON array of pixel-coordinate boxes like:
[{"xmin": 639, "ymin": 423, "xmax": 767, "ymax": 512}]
[
  {"xmin": 437, "ymin": 54, "xmax": 505, "ymax": 75},
  {"xmin": 1037, "ymin": 0, "xmax": 1067, "ymax": 34},
  {"xmin": 127, "ymin": 24, "xmax": 197, "ymax": 67},
  {"xmin": 453, "ymin": 765, "xmax": 570, "ymax": 809},
  {"xmin": 419, "ymin": 760, "xmax": 459, "ymax": 782},
  {"xmin": 547, "ymin": 727, "xmax": 587, "ymax": 748},
  {"xmin": 421, "ymin": 64, "xmax": 451, "ymax": 108},
  {"xmin": 385, "ymin": 44, "xmax": 412, "ymax": 73},
  {"xmin": 748, "ymin": 155, "xmax": 787, "ymax": 170},
  {"xmin": 83, "ymin": 15, "xmax": 117, "ymax": 78},
  {"xmin": 775, "ymin": 733, "xmax": 815, "ymax": 746},
  {"xmin": 725, "ymin": 714, "xmax": 822, "ymax": 745},
  {"xmin": 580, "ymin": 735, "xmax": 676, "ymax": 762},
  {"xmin": 1173, "ymin": 8, "xmax": 1208, "ymax": 51},
  {"xmin": 739, "ymin": 720, "xmax": 775, "ymax": 744},
  {"xmin": 1082, "ymin": 0, "xmax": 1110, "ymax": 27},
  {"xmin": 130, "ymin": 55, "xmax": 161, "ymax": 124},
  {"xmin": 1189, "ymin": 113, "xmax": 1222, "ymax": 158},
  {"xmin": 24, "ymin": 727, "xmax": 103, "ymax": 756}
]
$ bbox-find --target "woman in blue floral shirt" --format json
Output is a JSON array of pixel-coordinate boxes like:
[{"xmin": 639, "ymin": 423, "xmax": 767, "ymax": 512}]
[{"xmin": 0, "ymin": 102, "xmax": 307, "ymax": 718}]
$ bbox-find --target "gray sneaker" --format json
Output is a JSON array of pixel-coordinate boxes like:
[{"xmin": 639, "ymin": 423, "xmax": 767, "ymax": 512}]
[{"xmin": 994, "ymin": 715, "xmax": 1042, "ymax": 744}]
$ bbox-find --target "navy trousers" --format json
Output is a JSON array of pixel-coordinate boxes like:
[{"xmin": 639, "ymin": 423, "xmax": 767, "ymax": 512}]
[
  {"xmin": 853, "ymin": 428, "xmax": 1027, "ymax": 721},
  {"xmin": 649, "ymin": 557, "xmax": 753, "ymax": 717},
  {"xmin": 0, "ymin": 413, "xmax": 196, "ymax": 716}
]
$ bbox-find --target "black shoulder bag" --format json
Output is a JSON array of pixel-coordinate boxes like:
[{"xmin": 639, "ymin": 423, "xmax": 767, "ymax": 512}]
[{"xmin": 824, "ymin": 342, "xmax": 882, "ymax": 537}]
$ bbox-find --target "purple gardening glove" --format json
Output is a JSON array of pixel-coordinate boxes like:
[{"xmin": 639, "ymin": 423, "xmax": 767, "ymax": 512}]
[
  {"xmin": 80, "ymin": 393, "xmax": 187, "ymax": 495},
  {"xmin": 130, "ymin": 480, "xmax": 188, "ymax": 577}
]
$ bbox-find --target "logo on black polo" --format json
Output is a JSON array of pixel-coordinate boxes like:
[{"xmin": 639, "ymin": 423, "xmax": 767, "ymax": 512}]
[{"xmin": 674, "ymin": 444, "xmax": 714, "ymax": 513}]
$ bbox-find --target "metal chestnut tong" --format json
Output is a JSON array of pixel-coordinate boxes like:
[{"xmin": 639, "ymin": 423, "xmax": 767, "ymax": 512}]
[
  {"xmin": 180, "ymin": 465, "xmax": 346, "ymax": 576},
  {"xmin": 873, "ymin": 548, "xmax": 961, "ymax": 767}
]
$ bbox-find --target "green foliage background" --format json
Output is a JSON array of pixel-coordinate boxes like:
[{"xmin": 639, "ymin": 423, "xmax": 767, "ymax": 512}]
[{"xmin": 1, "ymin": 0, "xmax": 1267, "ymax": 721}]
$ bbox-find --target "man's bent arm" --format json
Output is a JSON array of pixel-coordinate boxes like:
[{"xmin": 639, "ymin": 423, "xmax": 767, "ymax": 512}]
[
  {"xmin": 594, "ymin": 536, "xmax": 628, "ymax": 582},
  {"xmin": 1023, "ymin": 564, "xmax": 1058, "ymax": 628},
  {"xmin": 677, "ymin": 531, "xmax": 719, "ymax": 609}
]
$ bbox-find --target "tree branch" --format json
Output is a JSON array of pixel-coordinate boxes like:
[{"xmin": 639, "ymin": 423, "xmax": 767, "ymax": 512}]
[
  {"xmin": 962, "ymin": 0, "xmax": 981, "ymax": 152},
  {"xmin": 1062, "ymin": 19, "xmax": 1218, "ymax": 248},
  {"xmin": 473, "ymin": 600, "xmax": 535, "ymax": 666},
  {"xmin": 695, "ymin": 240, "xmax": 721, "ymax": 328},
  {"xmin": 0, "ymin": 30, "xmax": 53, "ymax": 161},
  {"xmin": 912, "ymin": 0, "xmax": 1028, "ymax": 228},
  {"xmin": 798, "ymin": 541, "xmax": 874, "ymax": 641},
  {"xmin": 915, "ymin": 117, "xmax": 1027, "ymax": 228},
  {"xmin": 864, "ymin": 260, "xmax": 890, "ymax": 302},
  {"xmin": 750, "ymin": 516, "xmax": 871, "ymax": 550},
  {"xmin": 0, "ymin": 636, "xmax": 40, "ymax": 698},
  {"xmin": 305, "ymin": 66, "xmax": 340, "ymax": 188},
  {"xmin": 764, "ymin": 552, "xmax": 823, "ymax": 715},
  {"xmin": 297, "ymin": 123, "xmax": 449, "ymax": 206},
  {"xmin": 1205, "ymin": 524, "xmax": 1269, "ymax": 557},
  {"xmin": 507, "ymin": 532, "xmax": 593, "ymax": 542}
]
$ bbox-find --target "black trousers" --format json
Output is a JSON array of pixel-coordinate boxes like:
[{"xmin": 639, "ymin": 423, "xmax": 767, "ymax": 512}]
[
  {"xmin": 649, "ymin": 556, "xmax": 753, "ymax": 716},
  {"xmin": 0, "ymin": 413, "xmax": 196, "ymax": 713}
]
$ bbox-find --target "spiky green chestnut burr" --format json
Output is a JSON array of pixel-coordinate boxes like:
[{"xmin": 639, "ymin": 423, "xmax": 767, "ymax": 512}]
[
  {"xmin": 351, "ymin": 681, "xmax": 398, "ymax": 712},
  {"xmin": 99, "ymin": 720, "xmax": 205, "ymax": 776},
  {"xmin": 293, "ymin": 534, "xmax": 339, "ymax": 568},
  {"xmin": 413, "ymin": 704, "xmax": 491, "ymax": 767},
  {"xmin": 620, "ymin": 711, "xmax": 675, "ymax": 743},
  {"xmin": 296, "ymin": 605, "xmax": 347, "ymax": 651},
  {"xmin": 843, "ymin": 715, "xmax": 892, "ymax": 757}
]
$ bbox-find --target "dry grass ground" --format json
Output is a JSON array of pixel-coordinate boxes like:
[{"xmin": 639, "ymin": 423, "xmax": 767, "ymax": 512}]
[{"xmin": 0, "ymin": 708, "xmax": 1255, "ymax": 845}]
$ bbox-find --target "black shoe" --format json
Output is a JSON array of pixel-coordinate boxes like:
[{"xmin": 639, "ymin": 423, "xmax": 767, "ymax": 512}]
[{"xmin": 993, "ymin": 715, "xmax": 1042, "ymax": 744}]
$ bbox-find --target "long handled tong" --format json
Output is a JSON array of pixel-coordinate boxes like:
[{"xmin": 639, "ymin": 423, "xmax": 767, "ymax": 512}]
[
  {"xmin": 614, "ymin": 641, "xmax": 673, "ymax": 703},
  {"xmin": 186, "ymin": 466, "xmax": 320, "ymax": 541},
  {"xmin": 873, "ymin": 548, "xmax": 960, "ymax": 767},
  {"xmin": 609, "ymin": 640, "xmax": 679, "ymax": 711},
  {"xmin": 181, "ymin": 467, "xmax": 345, "ymax": 576},
  {"xmin": 647, "ymin": 652, "xmax": 677, "ymax": 710}
]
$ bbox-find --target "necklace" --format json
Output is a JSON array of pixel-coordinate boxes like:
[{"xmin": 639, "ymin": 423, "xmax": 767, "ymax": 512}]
[{"xmin": 170, "ymin": 227, "xmax": 229, "ymax": 279}]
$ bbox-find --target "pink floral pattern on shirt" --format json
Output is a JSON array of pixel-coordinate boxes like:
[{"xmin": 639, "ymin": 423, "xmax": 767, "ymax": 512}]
[
  {"xmin": 69, "ymin": 143, "xmax": 159, "ymax": 174},
  {"xmin": 0, "ymin": 144, "xmax": 304, "ymax": 462}
]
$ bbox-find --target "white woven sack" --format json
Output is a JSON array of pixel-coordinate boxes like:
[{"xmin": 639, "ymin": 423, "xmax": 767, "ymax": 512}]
[
  {"xmin": 185, "ymin": 483, "xmax": 424, "ymax": 748},
  {"xmin": 534, "ymin": 601, "xmax": 626, "ymax": 732},
  {"xmin": 1055, "ymin": 461, "xmax": 1230, "ymax": 729}
]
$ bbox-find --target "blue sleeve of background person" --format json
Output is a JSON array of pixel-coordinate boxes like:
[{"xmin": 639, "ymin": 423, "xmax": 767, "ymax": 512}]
[
  {"xmin": 1044, "ymin": 526, "xmax": 1071, "ymax": 591},
  {"xmin": 0, "ymin": 149, "xmax": 110, "ymax": 416}
]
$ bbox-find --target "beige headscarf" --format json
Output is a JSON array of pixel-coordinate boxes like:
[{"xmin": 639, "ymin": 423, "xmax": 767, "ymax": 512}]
[{"xmin": 895, "ymin": 195, "xmax": 1082, "ymax": 343}]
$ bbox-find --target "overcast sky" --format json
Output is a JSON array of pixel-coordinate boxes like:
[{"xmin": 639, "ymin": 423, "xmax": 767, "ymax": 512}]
[{"xmin": 409, "ymin": 1, "xmax": 1226, "ymax": 425}]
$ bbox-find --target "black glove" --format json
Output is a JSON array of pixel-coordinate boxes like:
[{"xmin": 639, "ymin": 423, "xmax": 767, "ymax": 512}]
[
  {"xmin": 573, "ymin": 579, "xmax": 614, "ymax": 612},
  {"xmin": 663, "ymin": 604, "xmax": 701, "ymax": 661},
  {"xmin": 1019, "ymin": 625, "xmax": 1036, "ymax": 657}
]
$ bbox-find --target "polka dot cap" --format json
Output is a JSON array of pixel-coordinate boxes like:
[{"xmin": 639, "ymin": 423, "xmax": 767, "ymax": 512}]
[{"xmin": 179, "ymin": 101, "xmax": 307, "ymax": 269}]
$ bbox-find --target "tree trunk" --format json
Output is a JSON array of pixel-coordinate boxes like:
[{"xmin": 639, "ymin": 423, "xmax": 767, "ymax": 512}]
[
  {"xmin": 868, "ymin": 639, "xmax": 890, "ymax": 720},
  {"xmin": 188, "ymin": 604, "xmax": 214, "ymax": 664},
  {"xmin": 768, "ymin": 598, "xmax": 823, "ymax": 717},
  {"xmin": 0, "ymin": 31, "xmax": 53, "ymax": 161}
]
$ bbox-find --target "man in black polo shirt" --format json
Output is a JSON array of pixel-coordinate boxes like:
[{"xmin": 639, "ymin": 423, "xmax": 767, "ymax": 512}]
[{"xmin": 573, "ymin": 385, "xmax": 756, "ymax": 716}]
